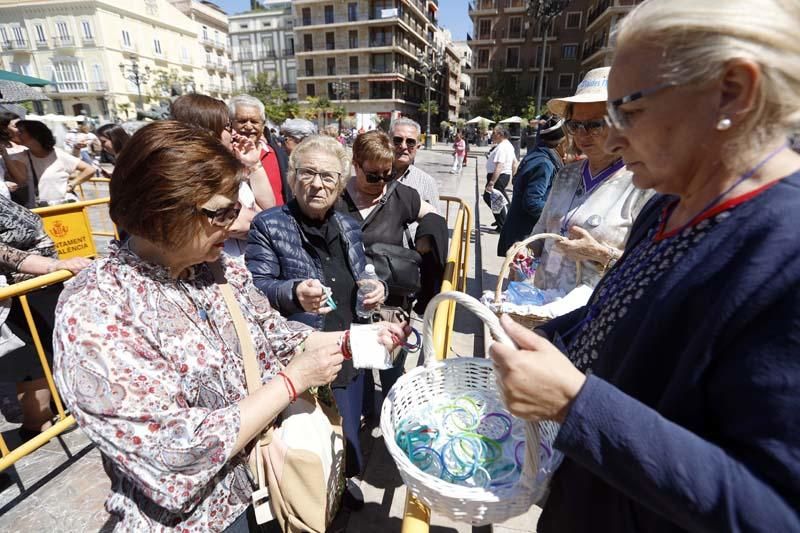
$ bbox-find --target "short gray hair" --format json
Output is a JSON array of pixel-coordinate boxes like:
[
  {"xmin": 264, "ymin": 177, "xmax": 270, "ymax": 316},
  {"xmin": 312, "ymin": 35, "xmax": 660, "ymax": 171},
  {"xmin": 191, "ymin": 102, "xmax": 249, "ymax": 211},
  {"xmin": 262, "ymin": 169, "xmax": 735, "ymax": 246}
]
[
  {"xmin": 280, "ymin": 118, "xmax": 317, "ymax": 140},
  {"xmin": 390, "ymin": 117, "xmax": 421, "ymax": 137},
  {"xmin": 228, "ymin": 94, "xmax": 266, "ymax": 122},
  {"xmin": 494, "ymin": 125, "xmax": 510, "ymax": 139}
]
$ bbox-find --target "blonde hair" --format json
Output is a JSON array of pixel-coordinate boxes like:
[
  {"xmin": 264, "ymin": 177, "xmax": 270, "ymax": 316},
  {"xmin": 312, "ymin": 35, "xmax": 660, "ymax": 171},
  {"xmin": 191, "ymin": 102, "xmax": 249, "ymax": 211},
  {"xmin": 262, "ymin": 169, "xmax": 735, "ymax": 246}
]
[
  {"xmin": 615, "ymin": 0, "xmax": 800, "ymax": 156},
  {"xmin": 289, "ymin": 135, "xmax": 351, "ymax": 192}
]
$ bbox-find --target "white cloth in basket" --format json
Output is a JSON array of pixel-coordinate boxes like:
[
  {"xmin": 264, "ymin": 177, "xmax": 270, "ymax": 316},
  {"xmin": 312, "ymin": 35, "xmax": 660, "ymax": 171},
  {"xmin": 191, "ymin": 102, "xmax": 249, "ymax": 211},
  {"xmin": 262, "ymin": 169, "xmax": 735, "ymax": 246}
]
[{"xmin": 482, "ymin": 284, "xmax": 593, "ymax": 320}]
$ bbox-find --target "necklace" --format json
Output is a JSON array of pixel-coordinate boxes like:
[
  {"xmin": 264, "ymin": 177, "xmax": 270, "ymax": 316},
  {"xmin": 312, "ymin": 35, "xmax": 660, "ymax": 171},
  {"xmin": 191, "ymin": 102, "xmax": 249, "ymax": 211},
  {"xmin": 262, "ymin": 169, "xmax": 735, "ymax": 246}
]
[{"xmin": 560, "ymin": 158, "xmax": 624, "ymax": 236}]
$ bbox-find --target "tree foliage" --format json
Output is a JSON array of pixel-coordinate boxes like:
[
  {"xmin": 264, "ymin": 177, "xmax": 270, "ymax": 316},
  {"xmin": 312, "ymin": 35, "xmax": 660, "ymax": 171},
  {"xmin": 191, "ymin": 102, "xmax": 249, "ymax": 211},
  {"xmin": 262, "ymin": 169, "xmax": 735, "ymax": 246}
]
[
  {"xmin": 242, "ymin": 72, "xmax": 298, "ymax": 124},
  {"xmin": 472, "ymin": 69, "xmax": 523, "ymax": 121}
]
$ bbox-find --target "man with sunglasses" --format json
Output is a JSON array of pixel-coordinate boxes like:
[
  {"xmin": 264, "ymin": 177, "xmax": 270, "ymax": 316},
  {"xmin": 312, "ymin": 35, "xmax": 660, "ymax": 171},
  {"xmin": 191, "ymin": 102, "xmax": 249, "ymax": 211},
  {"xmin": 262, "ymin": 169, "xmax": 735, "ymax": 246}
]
[{"xmin": 389, "ymin": 118, "xmax": 440, "ymax": 219}]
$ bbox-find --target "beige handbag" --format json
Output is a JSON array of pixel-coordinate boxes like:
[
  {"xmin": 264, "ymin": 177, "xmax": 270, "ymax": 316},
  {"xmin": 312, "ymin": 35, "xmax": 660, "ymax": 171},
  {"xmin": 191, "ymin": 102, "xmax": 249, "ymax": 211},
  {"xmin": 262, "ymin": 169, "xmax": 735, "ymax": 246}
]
[{"xmin": 211, "ymin": 262, "xmax": 345, "ymax": 532}]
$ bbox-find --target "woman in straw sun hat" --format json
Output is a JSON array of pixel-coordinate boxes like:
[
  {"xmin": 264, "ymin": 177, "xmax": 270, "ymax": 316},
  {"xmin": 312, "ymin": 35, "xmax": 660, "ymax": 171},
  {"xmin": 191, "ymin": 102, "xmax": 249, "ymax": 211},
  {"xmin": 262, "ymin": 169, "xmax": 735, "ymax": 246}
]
[{"xmin": 527, "ymin": 66, "xmax": 654, "ymax": 296}]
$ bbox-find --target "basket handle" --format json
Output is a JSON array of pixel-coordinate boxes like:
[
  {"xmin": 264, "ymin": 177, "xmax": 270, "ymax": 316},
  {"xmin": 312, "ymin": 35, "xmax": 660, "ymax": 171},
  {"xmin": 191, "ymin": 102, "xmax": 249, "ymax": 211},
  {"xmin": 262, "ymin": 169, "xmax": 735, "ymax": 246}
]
[
  {"xmin": 494, "ymin": 232, "xmax": 583, "ymax": 303},
  {"xmin": 422, "ymin": 291, "xmax": 516, "ymax": 367}
]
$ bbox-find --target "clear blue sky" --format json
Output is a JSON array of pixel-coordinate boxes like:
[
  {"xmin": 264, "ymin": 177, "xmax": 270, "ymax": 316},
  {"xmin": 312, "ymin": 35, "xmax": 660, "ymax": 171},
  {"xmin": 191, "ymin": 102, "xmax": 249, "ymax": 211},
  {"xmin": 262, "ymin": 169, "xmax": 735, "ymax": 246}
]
[{"xmin": 213, "ymin": 0, "xmax": 471, "ymax": 40}]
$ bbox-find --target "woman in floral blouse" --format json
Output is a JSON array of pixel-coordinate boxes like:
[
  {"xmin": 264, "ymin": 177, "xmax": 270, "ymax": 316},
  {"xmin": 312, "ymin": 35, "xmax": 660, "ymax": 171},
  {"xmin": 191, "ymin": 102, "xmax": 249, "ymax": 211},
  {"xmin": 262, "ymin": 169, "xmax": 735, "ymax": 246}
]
[{"xmin": 53, "ymin": 121, "xmax": 406, "ymax": 532}]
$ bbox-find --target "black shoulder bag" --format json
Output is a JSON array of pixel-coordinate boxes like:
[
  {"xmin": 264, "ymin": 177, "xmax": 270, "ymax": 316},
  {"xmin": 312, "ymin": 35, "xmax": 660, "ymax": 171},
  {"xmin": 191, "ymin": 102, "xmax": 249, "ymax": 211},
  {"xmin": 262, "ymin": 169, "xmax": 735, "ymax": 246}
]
[{"xmin": 361, "ymin": 181, "xmax": 422, "ymax": 299}]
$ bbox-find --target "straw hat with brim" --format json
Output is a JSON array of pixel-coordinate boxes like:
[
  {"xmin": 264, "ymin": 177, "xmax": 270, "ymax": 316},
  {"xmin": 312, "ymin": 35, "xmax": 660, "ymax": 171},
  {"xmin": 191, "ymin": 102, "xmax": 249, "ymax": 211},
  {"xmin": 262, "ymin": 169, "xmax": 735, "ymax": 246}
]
[{"xmin": 547, "ymin": 67, "xmax": 610, "ymax": 117}]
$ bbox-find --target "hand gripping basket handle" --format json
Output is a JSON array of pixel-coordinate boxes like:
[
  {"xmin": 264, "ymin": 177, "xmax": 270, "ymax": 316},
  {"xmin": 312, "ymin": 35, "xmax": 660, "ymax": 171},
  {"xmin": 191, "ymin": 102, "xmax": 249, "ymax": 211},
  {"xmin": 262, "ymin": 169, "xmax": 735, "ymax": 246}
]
[
  {"xmin": 420, "ymin": 290, "xmax": 545, "ymax": 489},
  {"xmin": 494, "ymin": 232, "xmax": 583, "ymax": 303},
  {"xmin": 422, "ymin": 291, "xmax": 516, "ymax": 367}
]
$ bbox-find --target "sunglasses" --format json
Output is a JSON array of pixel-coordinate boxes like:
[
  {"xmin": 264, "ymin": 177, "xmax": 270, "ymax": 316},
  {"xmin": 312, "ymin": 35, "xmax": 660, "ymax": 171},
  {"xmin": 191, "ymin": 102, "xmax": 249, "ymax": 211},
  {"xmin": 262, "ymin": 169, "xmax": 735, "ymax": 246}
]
[
  {"xmin": 364, "ymin": 170, "xmax": 394, "ymax": 183},
  {"xmin": 392, "ymin": 136, "xmax": 417, "ymax": 149},
  {"xmin": 198, "ymin": 202, "xmax": 241, "ymax": 227},
  {"xmin": 564, "ymin": 119, "xmax": 607, "ymax": 136}
]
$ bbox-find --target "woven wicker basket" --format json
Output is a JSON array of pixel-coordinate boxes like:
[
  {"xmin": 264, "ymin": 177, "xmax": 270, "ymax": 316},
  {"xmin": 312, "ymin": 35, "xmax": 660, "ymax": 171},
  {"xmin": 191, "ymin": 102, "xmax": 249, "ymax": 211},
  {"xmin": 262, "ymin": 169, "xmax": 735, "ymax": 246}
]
[
  {"xmin": 492, "ymin": 233, "xmax": 583, "ymax": 329},
  {"xmin": 380, "ymin": 291, "xmax": 562, "ymax": 526}
]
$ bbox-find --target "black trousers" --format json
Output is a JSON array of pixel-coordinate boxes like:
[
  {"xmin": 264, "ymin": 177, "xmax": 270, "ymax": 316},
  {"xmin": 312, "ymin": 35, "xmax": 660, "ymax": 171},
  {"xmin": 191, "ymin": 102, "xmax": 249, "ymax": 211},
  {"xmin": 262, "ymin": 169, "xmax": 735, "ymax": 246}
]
[{"xmin": 482, "ymin": 172, "xmax": 511, "ymax": 228}]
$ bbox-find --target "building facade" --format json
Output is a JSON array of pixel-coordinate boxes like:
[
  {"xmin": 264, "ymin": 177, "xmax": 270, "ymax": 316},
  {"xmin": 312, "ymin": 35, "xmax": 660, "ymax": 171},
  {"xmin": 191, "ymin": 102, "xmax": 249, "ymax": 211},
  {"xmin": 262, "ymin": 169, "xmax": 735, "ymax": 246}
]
[
  {"xmin": 292, "ymin": 0, "xmax": 440, "ymax": 127},
  {"xmin": 580, "ymin": 0, "xmax": 644, "ymax": 71},
  {"xmin": 228, "ymin": 1, "xmax": 297, "ymax": 99},
  {"xmin": 467, "ymin": 0, "xmax": 592, "ymax": 113},
  {"xmin": 0, "ymin": 0, "xmax": 228, "ymax": 120},
  {"xmin": 168, "ymin": 0, "xmax": 235, "ymax": 99}
]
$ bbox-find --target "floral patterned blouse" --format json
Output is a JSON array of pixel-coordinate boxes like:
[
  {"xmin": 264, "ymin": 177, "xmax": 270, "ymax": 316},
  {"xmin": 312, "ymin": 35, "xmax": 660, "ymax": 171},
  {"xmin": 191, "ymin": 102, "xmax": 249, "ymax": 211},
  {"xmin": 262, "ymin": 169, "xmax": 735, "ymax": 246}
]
[{"xmin": 53, "ymin": 242, "xmax": 311, "ymax": 532}]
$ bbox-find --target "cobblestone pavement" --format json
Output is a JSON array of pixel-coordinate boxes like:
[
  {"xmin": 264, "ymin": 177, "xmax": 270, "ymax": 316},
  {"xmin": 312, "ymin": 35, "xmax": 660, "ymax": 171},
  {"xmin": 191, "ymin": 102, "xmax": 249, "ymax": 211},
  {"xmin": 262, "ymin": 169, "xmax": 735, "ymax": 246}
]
[{"xmin": 0, "ymin": 145, "xmax": 539, "ymax": 532}]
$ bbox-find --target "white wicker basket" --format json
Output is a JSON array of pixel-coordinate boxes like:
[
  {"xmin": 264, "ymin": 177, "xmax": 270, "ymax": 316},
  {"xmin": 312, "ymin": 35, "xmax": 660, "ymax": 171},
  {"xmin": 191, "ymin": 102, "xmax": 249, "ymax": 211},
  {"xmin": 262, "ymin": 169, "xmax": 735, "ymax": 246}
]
[{"xmin": 380, "ymin": 291, "xmax": 562, "ymax": 526}]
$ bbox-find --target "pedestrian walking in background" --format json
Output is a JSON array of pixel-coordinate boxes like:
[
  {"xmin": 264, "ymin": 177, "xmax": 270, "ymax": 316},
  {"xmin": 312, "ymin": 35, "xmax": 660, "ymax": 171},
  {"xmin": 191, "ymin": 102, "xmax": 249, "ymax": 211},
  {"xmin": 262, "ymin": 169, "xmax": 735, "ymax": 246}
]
[
  {"xmin": 450, "ymin": 132, "xmax": 466, "ymax": 174},
  {"xmin": 483, "ymin": 125, "xmax": 516, "ymax": 231},
  {"xmin": 498, "ymin": 116, "xmax": 565, "ymax": 256}
]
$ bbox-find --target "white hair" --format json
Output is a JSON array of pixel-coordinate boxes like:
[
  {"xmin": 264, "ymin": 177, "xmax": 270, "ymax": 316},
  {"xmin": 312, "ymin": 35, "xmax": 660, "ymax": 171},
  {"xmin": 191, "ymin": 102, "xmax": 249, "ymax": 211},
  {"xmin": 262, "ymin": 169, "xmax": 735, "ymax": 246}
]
[
  {"xmin": 390, "ymin": 117, "xmax": 421, "ymax": 137},
  {"xmin": 228, "ymin": 94, "xmax": 266, "ymax": 122},
  {"xmin": 289, "ymin": 135, "xmax": 352, "ymax": 192},
  {"xmin": 615, "ymin": 0, "xmax": 800, "ymax": 148}
]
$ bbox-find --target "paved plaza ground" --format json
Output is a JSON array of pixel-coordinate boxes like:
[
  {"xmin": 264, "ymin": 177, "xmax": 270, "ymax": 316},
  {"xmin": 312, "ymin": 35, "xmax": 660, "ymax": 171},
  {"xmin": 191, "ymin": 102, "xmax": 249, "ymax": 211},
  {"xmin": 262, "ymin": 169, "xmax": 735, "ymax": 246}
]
[{"xmin": 0, "ymin": 144, "xmax": 541, "ymax": 532}]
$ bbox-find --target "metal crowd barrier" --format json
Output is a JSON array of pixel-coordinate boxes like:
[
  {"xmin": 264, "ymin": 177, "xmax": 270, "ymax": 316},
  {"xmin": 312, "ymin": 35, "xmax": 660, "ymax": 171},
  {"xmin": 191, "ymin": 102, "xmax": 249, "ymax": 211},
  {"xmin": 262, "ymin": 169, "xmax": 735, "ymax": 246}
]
[
  {"xmin": 401, "ymin": 195, "xmax": 474, "ymax": 532},
  {"xmin": 0, "ymin": 197, "xmax": 115, "ymax": 472}
]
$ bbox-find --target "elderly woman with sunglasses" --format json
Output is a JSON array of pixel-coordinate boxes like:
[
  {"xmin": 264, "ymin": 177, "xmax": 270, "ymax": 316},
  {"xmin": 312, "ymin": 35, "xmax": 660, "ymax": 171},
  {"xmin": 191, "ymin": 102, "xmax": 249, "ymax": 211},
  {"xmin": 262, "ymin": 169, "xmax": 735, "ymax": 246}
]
[
  {"xmin": 337, "ymin": 131, "xmax": 447, "ymax": 400},
  {"xmin": 528, "ymin": 67, "xmax": 654, "ymax": 294},
  {"xmin": 490, "ymin": 1, "xmax": 800, "ymax": 531},
  {"xmin": 246, "ymin": 135, "xmax": 405, "ymax": 508},
  {"xmin": 54, "ymin": 122, "xmax": 406, "ymax": 532}
]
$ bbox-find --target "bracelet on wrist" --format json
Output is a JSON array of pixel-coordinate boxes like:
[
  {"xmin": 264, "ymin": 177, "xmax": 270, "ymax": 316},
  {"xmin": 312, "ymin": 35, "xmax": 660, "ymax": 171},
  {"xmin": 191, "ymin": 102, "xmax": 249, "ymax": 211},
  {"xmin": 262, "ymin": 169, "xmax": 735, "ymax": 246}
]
[
  {"xmin": 339, "ymin": 330, "xmax": 352, "ymax": 360},
  {"xmin": 277, "ymin": 371, "xmax": 297, "ymax": 403}
]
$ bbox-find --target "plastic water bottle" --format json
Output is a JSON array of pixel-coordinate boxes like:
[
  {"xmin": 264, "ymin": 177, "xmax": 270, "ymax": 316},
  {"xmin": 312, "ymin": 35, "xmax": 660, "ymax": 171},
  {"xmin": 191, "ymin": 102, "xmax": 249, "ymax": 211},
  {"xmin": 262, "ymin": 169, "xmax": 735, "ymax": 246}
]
[
  {"xmin": 93, "ymin": 156, "xmax": 102, "ymax": 177},
  {"xmin": 356, "ymin": 265, "xmax": 379, "ymax": 320}
]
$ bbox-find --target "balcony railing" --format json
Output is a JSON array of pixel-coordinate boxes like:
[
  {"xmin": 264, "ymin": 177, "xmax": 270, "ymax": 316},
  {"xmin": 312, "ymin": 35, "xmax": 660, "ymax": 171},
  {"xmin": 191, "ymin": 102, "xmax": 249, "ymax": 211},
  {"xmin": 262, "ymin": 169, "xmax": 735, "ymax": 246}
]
[
  {"xmin": 284, "ymin": 49, "xmax": 295, "ymax": 57},
  {"xmin": 370, "ymin": 65, "xmax": 392, "ymax": 74},
  {"xmin": 264, "ymin": 50, "xmax": 277, "ymax": 58},
  {"xmin": 50, "ymin": 81, "xmax": 107, "ymax": 93},
  {"xmin": 238, "ymin": 49, "xmax": 253, "ymax": 60},
  {"xmin": 369, "ymin": 38, "xmax": 393, "ymax": 47},
  {"xmin": 2, "ymin": 39, "xmax": 30, "ymax": 51},
  {"xmin": 52, "ymin": 35, "xmax": 75, "ymax": 48}
]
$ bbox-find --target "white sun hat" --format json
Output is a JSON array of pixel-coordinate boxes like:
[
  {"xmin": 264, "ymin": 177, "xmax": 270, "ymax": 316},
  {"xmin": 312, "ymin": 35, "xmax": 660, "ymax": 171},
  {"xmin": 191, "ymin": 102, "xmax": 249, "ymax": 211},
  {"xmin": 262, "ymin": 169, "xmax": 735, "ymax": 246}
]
[{"xmin": 547, "ymin": 67, "xmax": 611, "ymax": 117}]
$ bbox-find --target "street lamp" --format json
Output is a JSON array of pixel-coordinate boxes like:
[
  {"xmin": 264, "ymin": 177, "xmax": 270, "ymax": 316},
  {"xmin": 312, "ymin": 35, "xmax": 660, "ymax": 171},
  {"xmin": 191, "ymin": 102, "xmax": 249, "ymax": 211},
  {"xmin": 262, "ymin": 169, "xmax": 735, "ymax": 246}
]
[
  {"xmin": 331, "ymin": 78, "xmax": 349, "ymax": 133},
  {"xmin": 417, "ymin": 46, "xmax": 444, "ymax": 149},
  {"xmin": 119, "ymin": 55, "xmax": 151, "ymax": 111},
  {"xmin": 528, "ymin": 0, "xmax": 570, "ymax": 114}
]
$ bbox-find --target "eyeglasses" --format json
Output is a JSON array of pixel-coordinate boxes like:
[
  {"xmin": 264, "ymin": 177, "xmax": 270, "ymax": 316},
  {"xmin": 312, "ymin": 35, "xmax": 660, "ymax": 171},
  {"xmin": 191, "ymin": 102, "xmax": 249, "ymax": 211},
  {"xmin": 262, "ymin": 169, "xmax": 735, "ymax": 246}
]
[
  {"xmin": 564, "ymin": 119, "xmax": 607, "ymax": 136},
  {"xmin": 199, "ymin": 202, "xmax": 241, "ymax": 227},
  {"xmin": 296, "ymin": 167, "xmax": 341, "ymax": 187},
  {"xmin": 363, "ymin": 169, "xmax": 394, "ymax": 183},
  {"xmin": 392, "ymin": 136, "xmax": 417, "ymax": 149},
  {"xmin": 605, "ymin": 82, "xmax": 677, "ymax": 130}
]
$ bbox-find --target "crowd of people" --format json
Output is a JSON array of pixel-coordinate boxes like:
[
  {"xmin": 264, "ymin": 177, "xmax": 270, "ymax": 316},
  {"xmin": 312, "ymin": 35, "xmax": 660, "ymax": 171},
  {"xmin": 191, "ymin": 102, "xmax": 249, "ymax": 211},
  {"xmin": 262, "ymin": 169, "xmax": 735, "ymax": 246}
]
[{"xmin": 1, "ymin": 0, "xmax": 799, "ymax": 531}]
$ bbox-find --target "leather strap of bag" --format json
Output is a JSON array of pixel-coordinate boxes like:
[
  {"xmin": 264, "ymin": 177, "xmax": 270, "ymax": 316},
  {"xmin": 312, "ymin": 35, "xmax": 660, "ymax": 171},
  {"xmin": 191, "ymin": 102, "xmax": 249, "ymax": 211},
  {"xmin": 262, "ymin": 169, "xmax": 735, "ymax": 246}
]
[
  {"xmin": 207, "ymin": 261, "xmax": 271, "ymax": 492},
  {"xmin": 361, "ymin": 179, "xmax": 399, "ymax": 229}
]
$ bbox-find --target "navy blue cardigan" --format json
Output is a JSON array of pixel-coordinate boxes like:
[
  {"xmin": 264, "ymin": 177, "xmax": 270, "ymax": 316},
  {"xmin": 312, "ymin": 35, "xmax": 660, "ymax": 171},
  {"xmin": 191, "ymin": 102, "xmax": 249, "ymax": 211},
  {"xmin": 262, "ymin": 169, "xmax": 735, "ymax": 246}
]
[
  {"xmin": 538, "ymin": 171, "xmax": 800, "ymax": 532},
  {"xmin": 245, "ymin": 202, "xmax": 368, "ymax": 329}
]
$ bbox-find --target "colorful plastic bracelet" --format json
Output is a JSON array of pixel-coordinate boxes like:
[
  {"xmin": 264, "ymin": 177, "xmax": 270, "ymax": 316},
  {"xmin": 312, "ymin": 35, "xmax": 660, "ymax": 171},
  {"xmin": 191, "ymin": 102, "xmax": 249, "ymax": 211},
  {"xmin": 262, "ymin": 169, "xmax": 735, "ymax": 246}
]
[{"xmin": 477, "ymin": 412, "xmax": 513, "ymax": 442}]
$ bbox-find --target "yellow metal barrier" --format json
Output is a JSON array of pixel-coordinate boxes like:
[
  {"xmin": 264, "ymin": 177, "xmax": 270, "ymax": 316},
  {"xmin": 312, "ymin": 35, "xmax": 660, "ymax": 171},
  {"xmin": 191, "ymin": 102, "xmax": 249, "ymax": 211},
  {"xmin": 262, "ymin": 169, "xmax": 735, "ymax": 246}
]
[
  {"xmin": 1, "ymin": 198, "xmax": 116, "ymax": 471},
  {"xmin": 0, "ymin": 270, "xmax": 76, "ymax": 472},
  {"xmin": 33, "ymin": 196, "xmax": 118, "ymax": 256},
  {"xmin": 401, "ymin": 195, "xmax": 473, "ymax": 532}
]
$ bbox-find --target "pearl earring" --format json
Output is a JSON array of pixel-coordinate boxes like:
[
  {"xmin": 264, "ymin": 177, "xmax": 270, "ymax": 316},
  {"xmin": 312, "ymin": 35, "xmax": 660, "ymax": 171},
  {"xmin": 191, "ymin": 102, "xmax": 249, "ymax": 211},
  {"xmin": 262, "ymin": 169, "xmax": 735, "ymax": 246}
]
[{"xmin": 716, "ymin": 117, "xmax": 732, "ymax": 131}]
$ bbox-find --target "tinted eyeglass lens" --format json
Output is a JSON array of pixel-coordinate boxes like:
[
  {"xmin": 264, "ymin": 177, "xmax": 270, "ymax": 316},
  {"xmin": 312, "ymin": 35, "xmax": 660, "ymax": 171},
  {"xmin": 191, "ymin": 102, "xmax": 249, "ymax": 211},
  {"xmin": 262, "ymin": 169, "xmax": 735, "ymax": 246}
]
[
  {"xmin": 565, "ymin": 119, "xmax": 606, "ymax": 135},
  {"xmin": 365, "ymin": 172, "xmax": 392, "ymax": 183},
  {"xmin": 392, "ymin": 136, "xmax": 417, "ymax": 148},
  {"xmin": 202, "ymin": 204, "xmax": 241, "ymax": 227}
]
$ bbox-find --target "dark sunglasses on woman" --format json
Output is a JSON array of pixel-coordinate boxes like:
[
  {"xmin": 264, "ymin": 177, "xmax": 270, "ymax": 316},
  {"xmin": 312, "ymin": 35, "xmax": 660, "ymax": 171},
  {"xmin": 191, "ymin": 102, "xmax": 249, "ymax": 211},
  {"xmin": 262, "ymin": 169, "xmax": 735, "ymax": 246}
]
[{"xmin": 564, "ymin": 119, "xmax": 607, "ymax": 136}]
